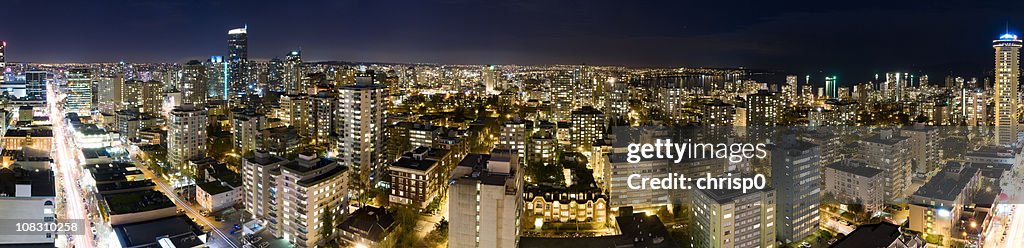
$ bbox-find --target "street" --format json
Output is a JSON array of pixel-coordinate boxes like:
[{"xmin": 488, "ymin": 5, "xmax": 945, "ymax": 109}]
[
  {"xmin": 50, "ymin": 79, "xmax": 96, "ymax": 248},
  {"xmin": 133, "ymin": 158, "xmax": 243, "ymax": 248}
]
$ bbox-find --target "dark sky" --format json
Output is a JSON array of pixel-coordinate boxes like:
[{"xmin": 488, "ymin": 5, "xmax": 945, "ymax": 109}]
[{"xmin": 2, "ymin": 0, "xmax": 1024, "ymax": 81}]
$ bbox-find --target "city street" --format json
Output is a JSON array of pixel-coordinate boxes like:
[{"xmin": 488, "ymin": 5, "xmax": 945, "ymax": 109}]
[
  {"xmin": 50, "ymin": 79, "xmax": 97, "ymax": 248},
  {"xmin": 134, "ymin": 163, "xmax": 243, "ymax": 248}
]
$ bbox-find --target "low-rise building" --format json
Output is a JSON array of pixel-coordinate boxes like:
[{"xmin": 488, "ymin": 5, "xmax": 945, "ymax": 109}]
[
  {"xmin": 0, "ymin": 164, "xmax": 57, "ymax": 247},
  {"xmin": 336, "ymin": 206, "xmax": 397, "ymax": 247},
  {"xmin": 907, "ymin": 162, "xmax": 981, "ymax": 240},
  {"xmin": 832, "ymin": 222, "xmax": 925, "ymax": 248},
  {"xmin": 386, "ymin": 147, "xmax": 452, "ymax": 209},
  {"xmin": 824, "ymin": 160, "xmax": 885, "ymax": 213}
]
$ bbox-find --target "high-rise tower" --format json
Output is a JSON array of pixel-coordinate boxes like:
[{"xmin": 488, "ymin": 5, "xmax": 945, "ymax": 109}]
[
  {"xmin": 227, "ymin": 26, "xmax": 249, "ymax": 104},
  {"xmin": 825, "ymin": 75, "xmax": 838, "ymax": 99},
  {"xmin": 482, "ymin": 65, "xmax": 498, "ymax": 94},
  {"xmin": 181, "ymin": 60, "xmax": 208, "ymax": 107},
  {"xmin": 66, "ymin": 68, "xmax": 94, "ymax": 115},
  {"xmin": 284, "ymin": 51, "xmax": 303, "ymax": 94},
  {"xmin": 994, "ymin": 33, "xmax": 1021, "ymax": 147}
]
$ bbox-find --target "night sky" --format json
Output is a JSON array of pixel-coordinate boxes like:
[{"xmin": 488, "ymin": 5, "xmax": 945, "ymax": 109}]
[{"xmin": 3, "ymin": 0, "xmax": 1024, "ymax": 81}]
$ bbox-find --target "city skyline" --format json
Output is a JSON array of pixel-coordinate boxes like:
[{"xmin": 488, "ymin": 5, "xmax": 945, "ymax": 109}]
[
  {"xmin": 3, "ymin": 2, "xmax": 1024, "ymax": 248},
  {"xmin": 3, "ymin": 0, "xmax": 1024, "ymax": 81}
]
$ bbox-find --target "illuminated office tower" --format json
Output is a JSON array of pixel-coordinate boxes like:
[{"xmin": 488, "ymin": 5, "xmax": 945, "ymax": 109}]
[
  {"xmin": 746, "ymin": 90, "xmax": 779, "ymax": 126},
  {"xmin": 66, "ymin": 68, "xmax": 93, "ymax": 115},
  {"xmin": 25, "ymin": 71, "xmax": 48, "ymax": 101},
  {"xmin": 783, "ymin": 75, "xmax": 798, "ymax": 101},
  {"xmin": 96, "ymin": 75, "xmax": 123, "ymax": 114},
  {"xmin": 692, "ymin": 185, "xmax": 776, "ymax": 248},
  {"xmin": 206, "ymin": 56, "xmax": 228, "ymax": 100},
  {"xmin": 168, "ymin": 105, "xmax": 208, "ymax": 172},
  {"xmin": 181, "ymin": 60, "xmax": 208, "ymax": 107},
  {"xmin": 883, "ymin": 72, "xmax": 908, "ymax": 102},
  {"xmin": 227, "ymin": 26, "xmax": 249, "ymax": 104},
  {"xmin": 574, "ymin": 65, "xmax": 596, "ymax": 106},
  {"xmin": 284, "ymin": 51, "xmax": 303, "ymax": 94},
  {"xmin": 994, "ymin": 33, "xmax": 1021, "ymax": 147},
  {"xmin": 770, "ymin": 135, "xmax": 821, "ymax": 244},
  {"xmin": 449, "ymin": 153, "xmax": 522, "ymax": 248},
  {"xmin": 232, "ymin": 109, "xmax": 265, "ymax": 156},
  {"xmin": 604, "ymin": 79, "xmax": 628, "ymax": 120},
  {"xmin": 267, "ymin": 57, "xmax": 283, "ymax": 93},
  {"xmin": 569, "ymin": 106, "xmax": 604, "ymax": 151},
  {"xmin": 140, "ymin": 80, "xmax": 163, "ymax": 116},
  {"xmin": 336, "ymin": 80, "xmax": 388, "ymax": 190},
  {"xmin": 824, "ymin": 75, "xmax": 838, "ymax": 99},
  {"xmin": 122, "ymin": 79, "xmax": 142, "ymax": 110},
  {"xmin": 482, "ymin": 65, "xmax": 498, "ymax": 94},
  {"xmin": 550, "ymin": 72, "xmax": 575, "ymax": 121}
]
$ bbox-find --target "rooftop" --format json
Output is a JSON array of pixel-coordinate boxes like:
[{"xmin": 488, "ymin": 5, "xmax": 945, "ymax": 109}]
[
  {"xmin": 0, "ymin": 166, "xmax": 55, "ymax": 197},
  {"xmin": 103, "ymin": 190, "xmax": 174, "ymax": 215},
  {"xmin": 826, "ymin": 161, "xmax": 883, "ymax": 178},
  {"xmin": 861, "ymin": 131, "xmax": 909, "ymax": 145},
  {"xmin": 912, "ymin": 162, "xmax": 978, "ymax": 202},
  {"xmin": 197, "ymin": 181, "xmax": 234, "ymax": 195},
  {"xmin": 297, "ymin": 164, "xmax": 347, "ymax": 187},
  {"xmin": 337, "ymin": 206, "xmax": 397, "ymax": 243},
  {"xmin": 113, "ymin": 216, "xmax": 205, "ymax": 248},
  {"xmin": 832, "ymin": 222, "xmax": 923, "ymax": 248}
]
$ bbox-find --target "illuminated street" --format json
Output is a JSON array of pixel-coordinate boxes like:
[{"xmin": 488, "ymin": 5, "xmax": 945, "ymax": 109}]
[{"xmin": 50, "ymin": 78, "xmax": 95, "ymax": 248}]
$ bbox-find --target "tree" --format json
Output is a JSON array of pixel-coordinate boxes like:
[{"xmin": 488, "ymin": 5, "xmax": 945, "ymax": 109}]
[
  {"xmin": 656, "ymin": 206, "xmax": 674, "ymax": 223},
  {"xmin": 319, "ymin": 208, "xmax": 335, "ymax": 245},
  {"xmin": 424, "ymin": 217, "xmax": 449, "ymax": 247}
]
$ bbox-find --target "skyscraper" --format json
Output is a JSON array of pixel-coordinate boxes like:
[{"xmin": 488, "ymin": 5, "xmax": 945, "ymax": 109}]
[
  {"xmin": 181, "ymin": 60, "xmax": 208, "ymax": 107},
  {"xmin": 569, "ymin": 106, "xmax": 604, "ymax": 151},
  {"xmin": 66, "ymin": 68, "xmax": 93, "ymax": 115},
  {"xmin": 783, "ymin": 75, "xmax": 798, "ymax": 101},
  {"xmin": 551, "ymin": 72, "xmax": 575, "ymax": 121},
  {"xmin": 336, "ymin": 79, "xmax": 388, "ymax": 190},
  {"xmin": 482, "ymin": 65, "xmax": 498, "ymax": 94},
  {"xmin": 267, "ymin": 57, "xmax": 283, "ymax": 93},
  {"xmin": 227, "ymin": 26, "xmax": 249, "ymax": 104},
  {"xmin": 25, "ymin": 71, "xmax": 48, "ymax": 101},
  {"xmin": 994, "ymin": 33, "xmax": 1021, "ymax": 147},
  {"xmin": 824, "ymin": 75, "xmax": 838, "ymax": 99},
  {"xmin": 206, "ymin": 56, "xmax": 228, "ymax": 100},
  {"xmin": 284, "ymin": 51, "xmax": 303, "ymax": 94}
]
